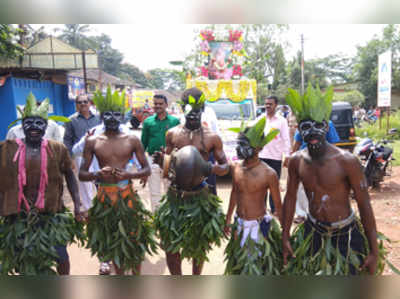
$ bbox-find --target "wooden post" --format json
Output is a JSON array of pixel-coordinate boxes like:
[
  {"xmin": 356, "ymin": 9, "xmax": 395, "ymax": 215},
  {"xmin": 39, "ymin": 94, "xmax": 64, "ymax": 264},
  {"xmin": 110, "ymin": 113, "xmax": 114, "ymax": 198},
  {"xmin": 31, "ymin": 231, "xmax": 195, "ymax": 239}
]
[
  {"xmin": 82, "ymin": 51, "xmax": 88, "ymax": 94},
  {"xmin": 387, "ymin": 106, "xmax": 390, "ymax": 134}
]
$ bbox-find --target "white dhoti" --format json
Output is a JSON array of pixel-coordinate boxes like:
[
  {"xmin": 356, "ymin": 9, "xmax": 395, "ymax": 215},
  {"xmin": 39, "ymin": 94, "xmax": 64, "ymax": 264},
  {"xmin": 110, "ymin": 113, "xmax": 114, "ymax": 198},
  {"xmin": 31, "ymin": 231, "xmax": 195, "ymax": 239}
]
[
  {"xmin": 236, "ymin": 214, "xmax": 272, "ymax": 247},
  {"xmin": 147, "ymin": 157, "xmax": 170, "ymax": 212},
  {"xmin": 74, "ymin": 156, "xmax": 97, "ymax": 212}
]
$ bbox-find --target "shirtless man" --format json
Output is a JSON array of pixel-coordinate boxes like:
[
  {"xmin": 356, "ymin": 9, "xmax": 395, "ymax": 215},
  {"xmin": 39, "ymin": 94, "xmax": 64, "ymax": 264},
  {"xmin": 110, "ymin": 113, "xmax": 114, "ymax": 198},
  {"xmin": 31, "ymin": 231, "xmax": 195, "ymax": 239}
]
[
  {"xmin": 224, "ymin": 118, "xmax": 282, "ymax": 274},
  {"xmin": 0, "ymin": 94, "xmax": 83, "ymax": 275},
  {"xmin": 225, "ymin": 118, "xmax": 282, "ymax": 233},
  {"xmin": 154, "ymin": 87, "xmax": 229, "ymax": 275},
  {"xmin": 282, "ymin": 85, "xmax": 378, "ymax": 274},
  {"xmin": 79, "ymin": 88, "xmax": 152, "ymax": 275}
]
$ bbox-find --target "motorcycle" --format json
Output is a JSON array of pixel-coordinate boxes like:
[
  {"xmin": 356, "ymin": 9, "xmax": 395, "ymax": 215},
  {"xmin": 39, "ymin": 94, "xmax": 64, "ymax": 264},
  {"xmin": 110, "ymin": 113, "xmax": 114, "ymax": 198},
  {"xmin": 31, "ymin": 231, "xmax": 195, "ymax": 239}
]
[{"xmin": 354, "ymin": 131, "xmax": 396, "ymax": 188}]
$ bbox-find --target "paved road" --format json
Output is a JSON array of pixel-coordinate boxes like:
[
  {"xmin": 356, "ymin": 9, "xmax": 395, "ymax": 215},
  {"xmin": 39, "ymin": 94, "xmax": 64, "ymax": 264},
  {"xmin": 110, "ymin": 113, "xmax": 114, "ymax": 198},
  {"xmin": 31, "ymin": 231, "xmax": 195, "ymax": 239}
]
[
  {"xmin": 66, "ymin": 142, "xmax": 288, "ymax": 275},
  {"xmin": 67, "ymin": 176, "xmax": 235, "ymax": 275}
]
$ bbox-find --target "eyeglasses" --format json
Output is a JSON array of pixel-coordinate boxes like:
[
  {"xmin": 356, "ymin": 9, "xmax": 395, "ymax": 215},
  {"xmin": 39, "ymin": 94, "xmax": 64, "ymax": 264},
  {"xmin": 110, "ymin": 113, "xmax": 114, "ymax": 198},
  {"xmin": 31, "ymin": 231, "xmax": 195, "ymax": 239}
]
[{"xmin": 76, "ymin": 100, "xmax": 89, "ymax": 105}]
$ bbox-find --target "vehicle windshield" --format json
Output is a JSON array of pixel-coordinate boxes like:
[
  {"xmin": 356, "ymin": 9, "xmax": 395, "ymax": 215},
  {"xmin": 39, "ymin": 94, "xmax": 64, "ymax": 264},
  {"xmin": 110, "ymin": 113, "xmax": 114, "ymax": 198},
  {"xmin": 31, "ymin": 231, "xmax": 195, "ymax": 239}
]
[
  {"xmin": 330, "ymin": 109, "xmax": 353, "ymax": 125},
  {"xmin": 205, "ymin": 99, "xmax": 255, "ymax": 120}
]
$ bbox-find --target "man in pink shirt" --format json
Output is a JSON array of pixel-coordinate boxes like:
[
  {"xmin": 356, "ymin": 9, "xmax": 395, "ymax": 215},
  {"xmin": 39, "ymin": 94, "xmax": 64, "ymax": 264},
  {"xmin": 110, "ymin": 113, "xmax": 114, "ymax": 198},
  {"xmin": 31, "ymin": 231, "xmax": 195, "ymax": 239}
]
[{"xmin": 258, "ymin": 96, "xmax": 291, "ymax": 214}]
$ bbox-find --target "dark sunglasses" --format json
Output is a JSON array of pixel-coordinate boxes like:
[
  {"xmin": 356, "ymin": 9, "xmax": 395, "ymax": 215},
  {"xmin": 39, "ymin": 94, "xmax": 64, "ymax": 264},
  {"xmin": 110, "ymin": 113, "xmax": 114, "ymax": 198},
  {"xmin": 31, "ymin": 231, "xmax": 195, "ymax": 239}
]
[{"xmin": 76, "ymin": 100, "xmax": 89, "ymax": 105}]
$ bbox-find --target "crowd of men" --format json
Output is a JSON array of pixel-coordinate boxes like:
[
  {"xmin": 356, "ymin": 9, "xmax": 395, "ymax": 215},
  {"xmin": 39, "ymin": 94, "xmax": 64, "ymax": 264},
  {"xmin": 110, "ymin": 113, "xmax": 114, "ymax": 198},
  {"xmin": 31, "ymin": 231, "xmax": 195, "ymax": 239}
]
[{"xmin": 0, "ymin": 86, "xmax": 380, "ymax": 275}]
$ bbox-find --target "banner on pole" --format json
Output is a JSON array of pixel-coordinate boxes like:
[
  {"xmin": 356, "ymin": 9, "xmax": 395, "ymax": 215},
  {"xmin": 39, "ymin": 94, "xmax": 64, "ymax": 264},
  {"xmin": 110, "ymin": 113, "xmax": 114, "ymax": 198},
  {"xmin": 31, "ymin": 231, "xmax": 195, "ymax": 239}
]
[{"xmin": 377, "ymin": 51, "xmax": 392, "ymax": 107}]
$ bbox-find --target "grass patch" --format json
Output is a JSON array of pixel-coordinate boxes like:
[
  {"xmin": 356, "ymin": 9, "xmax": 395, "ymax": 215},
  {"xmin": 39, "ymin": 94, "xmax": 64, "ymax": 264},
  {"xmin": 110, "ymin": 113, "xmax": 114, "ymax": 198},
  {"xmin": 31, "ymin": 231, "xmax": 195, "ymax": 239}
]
[
  {"xmin": 391, "ymin": 140, "xmax": 400, "ymax": 166},
  {"xmin": 356, "ymin": 110, "xmax": 400, "ymax": 166}
]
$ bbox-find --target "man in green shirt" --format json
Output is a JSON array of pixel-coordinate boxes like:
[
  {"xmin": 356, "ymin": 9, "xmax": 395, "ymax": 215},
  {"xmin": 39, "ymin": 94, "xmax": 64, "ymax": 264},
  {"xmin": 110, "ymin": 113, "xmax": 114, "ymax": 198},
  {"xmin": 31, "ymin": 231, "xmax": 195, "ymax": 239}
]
[{"xmin": 141, "ymin": 94, "xmax": 180, "ymax": 211}]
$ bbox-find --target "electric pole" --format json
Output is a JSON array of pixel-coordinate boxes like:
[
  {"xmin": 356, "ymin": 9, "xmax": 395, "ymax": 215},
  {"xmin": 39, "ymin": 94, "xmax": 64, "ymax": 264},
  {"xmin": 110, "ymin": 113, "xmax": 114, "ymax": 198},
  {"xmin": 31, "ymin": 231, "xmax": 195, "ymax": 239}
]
[{"xmin": 301, "ymin": 34, "xmax": 305, "ymax": 95}]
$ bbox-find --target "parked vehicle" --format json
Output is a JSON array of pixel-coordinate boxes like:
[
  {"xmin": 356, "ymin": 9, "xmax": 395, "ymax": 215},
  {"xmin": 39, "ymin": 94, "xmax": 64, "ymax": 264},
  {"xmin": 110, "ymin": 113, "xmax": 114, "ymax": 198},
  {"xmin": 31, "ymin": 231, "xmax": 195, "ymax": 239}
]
[
  {"xmin": 128, "ymin": 90, "xmax": 154, "ymax": 129},
  {"xmin": 330, "ymin": 101, "xmax": 357, "ymax": 152},
  {"xmin": 129, "ymin": 106, "xmax": 154, "ymax": 129},
  {"xmin": 354, "ymin": 132, "xmax": 396, "ymax": 188}
]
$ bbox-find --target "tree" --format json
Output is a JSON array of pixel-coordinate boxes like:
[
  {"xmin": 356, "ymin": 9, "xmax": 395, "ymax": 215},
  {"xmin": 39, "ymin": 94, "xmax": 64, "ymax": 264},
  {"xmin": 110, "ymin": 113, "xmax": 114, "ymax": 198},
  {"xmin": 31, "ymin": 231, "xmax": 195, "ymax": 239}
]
[
  {"xmin": 85, "ymin": 33, "xmax": 124, "ymax": 76},
  {"xmin": 56, "ymin": 24, "xmax": 91, "ymax": 50},
  {"xmin": 119, "ymin": 63, "xmax": 151, "ymax": 88},
  {"xmin": 0, "ymin": 24, "xmax": 24, "ymax": 58},
  {"xmin": 240, "ymin": 24, "xmax": 288, "ymax": 103},
  {"xmin": 19, "ymin": 25, "xmax": 49, "ymax": 48},
  {"xmin": 333, "ymin": 90, "xmax": 365, "ymax": 106},
  {"xmin": 353, "ymin": 38, "xmax": 386, "ymax": 107},
  {"xmin": 352, "ymin": 25, "xmax": 400, "ymax": 107},
  {"xmin": 147, "ymin": 68, "xmax": 186, "ymax": 91}
]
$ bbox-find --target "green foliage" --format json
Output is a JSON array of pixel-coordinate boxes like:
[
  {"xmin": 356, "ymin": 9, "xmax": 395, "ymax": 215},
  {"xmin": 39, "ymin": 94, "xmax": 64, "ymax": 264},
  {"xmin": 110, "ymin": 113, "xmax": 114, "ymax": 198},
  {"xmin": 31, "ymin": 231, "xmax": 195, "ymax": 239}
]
[
  {"xmin": 56, "ymin": 24, "xmax": 91, "ymax": 51},
  {"xmin": 224, "ymin": 218, "xmax": 283, "ymax": 275},
  {"xmin": 119, "ymin": 63, "xmax": 152, "ymax": 88},
  {"xmin": 8, "ymin": 93, "xmax": 70, "ymax": 128},
  {"xmin": 0, "ymin": 209, "xmax": 86, "ymax": 275},
  {"xmin": 86, "ymin": 192, "xmax": 158, "ymax": 273},
  {"xmin": 85, "ymin": 33, "xmax": 124, "ymax": 77},
  {"xmin": 356, "ymin": 110, "xmax": 400, "ymax": 166},
  {"xmin": 154, "ymin": 188, "xmax": 226, "ymax": 264},
  {"xmin": 147, "ymin": 68, "xmax": 186, "ymax": 91},
  {"xmin": 92, "ymin": 86, "xmax": 127, "ymax": 114},
  {"xmin": 0, "ymin": 24, "xmax": 24, "ymax": 59},
  {"xmin": 285, "ymin": 84, "xmax": 333, "ymax": 123},
  {"xmin": 282, "ymin": 220, "xmax": 392, "ymax": 275},
  {"xmin": 352, "ymin": 25, "xmax": 400, "ymax": 106},
  {"xmin": 228, "ymin": 116, "xmax": 279, "ymax": 149},
  {"xmin": 333, "ymin": 90, "xmax": 365, "ymax": 105}
]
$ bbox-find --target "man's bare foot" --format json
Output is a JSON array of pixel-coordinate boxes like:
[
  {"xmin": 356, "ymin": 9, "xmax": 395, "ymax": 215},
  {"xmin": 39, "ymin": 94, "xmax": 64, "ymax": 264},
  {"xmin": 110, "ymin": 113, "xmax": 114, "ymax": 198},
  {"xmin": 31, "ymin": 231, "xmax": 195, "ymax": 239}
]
[{"xmin": 99, "ymin": 262, "xmax": 111, "ymax": 275}]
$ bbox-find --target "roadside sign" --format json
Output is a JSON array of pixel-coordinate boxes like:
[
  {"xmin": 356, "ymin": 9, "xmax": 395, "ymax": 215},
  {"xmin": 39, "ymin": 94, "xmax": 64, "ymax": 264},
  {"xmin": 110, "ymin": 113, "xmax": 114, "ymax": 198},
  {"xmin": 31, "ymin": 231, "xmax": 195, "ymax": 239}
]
[{"xmin": 377, "ymin": 51, "xmax": 392, "ymax": 107}]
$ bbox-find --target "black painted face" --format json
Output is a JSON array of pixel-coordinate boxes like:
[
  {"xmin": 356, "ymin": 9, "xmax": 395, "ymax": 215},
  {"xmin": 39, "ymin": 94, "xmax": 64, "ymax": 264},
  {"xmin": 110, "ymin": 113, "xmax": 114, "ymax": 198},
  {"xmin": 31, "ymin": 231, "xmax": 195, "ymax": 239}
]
[
  {"xmin": 22, "ymin": 116, "xmax": 47, "ymax": 144},
  {"xmin": 102, "ymin": 111, "xmax": 123, "ymax": 131},
  {"xmin": 236, "ymin": 135, "xmax": 255, "ymax": 160},
  {"xmin": 299, "ymin": 119, "xmax": 328, "ymax": 157},
  {"xmin": 184, "ymin": 107, "xmax": 202, "ymax": 131}
]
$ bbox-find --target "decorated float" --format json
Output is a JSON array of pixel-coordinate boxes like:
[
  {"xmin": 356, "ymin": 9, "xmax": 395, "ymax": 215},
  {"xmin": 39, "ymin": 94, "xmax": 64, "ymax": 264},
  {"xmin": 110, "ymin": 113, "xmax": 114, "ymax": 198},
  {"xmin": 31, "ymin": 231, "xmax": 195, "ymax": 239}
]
[{"xmin": 186, "ymin": 29, "xmax": 257, "ymax": 163}]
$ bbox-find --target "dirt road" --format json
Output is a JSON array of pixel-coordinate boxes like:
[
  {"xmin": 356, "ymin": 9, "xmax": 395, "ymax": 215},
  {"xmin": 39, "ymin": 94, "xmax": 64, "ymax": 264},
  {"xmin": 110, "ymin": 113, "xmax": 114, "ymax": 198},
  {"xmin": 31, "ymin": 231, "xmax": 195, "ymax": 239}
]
[{"xmin": 67, "ymin": 167, "xmax": 400, "ymax": 275}]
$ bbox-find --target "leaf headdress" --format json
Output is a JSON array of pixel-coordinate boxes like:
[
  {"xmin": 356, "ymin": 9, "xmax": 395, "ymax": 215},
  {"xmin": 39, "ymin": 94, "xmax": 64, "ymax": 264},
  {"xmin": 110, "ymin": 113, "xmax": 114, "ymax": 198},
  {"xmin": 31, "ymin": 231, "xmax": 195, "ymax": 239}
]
[
  {"xmin": 285, "ymin": 83, "xmax": 333, "ymax": 123},
  {"xmin": 92, "ymin": 86, "xmax": 127, "ymax": 114},
  {"xmin": 228, "ymin": 116, "xmax": 279, "ymax": 149},
  {"xmin": 8, "ymin": 92, "xmax": 70, "ymax": 128}
]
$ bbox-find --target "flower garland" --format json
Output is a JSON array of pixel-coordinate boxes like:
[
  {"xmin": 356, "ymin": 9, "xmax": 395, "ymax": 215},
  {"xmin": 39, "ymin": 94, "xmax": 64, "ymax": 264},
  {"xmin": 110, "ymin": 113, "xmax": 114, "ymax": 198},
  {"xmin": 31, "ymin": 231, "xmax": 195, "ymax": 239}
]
[{"xmin": 198, "ymin": 29, "xmax": 247, "ymax": 79}]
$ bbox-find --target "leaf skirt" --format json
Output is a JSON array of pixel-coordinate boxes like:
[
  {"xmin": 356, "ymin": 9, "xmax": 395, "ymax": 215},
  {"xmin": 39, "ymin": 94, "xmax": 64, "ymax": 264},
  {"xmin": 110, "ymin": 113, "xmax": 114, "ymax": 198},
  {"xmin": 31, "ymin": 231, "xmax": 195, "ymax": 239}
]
[
  {"xmin": 154, "ymin": 187, "xmax": 226, "ymax": 264},
  {"xmin": 0, "ymin": 208, "xmax": 85, "ymax": 275},
  {"xmin": 86, "ymin": 184, "xmax": 158, "ymax": 272}
]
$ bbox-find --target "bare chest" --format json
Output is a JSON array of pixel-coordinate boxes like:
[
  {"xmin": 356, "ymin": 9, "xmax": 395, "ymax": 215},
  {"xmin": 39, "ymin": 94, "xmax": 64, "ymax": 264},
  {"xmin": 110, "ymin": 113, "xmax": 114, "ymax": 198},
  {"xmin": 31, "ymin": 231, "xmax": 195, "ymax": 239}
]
[
  {"xmin": 171, "ymin": 130, "xmax": 213, "ymax": 158},
  {"xmin": 93, "ymin": 137, "xmax": 133, "ymax": 162},
  {"xmin": 234, "ymin": 165, "xmax": 268, "ymax": 193},
  {"xmin": 299, "ymin": 158, "xmax": 347, "ymax": 192}
]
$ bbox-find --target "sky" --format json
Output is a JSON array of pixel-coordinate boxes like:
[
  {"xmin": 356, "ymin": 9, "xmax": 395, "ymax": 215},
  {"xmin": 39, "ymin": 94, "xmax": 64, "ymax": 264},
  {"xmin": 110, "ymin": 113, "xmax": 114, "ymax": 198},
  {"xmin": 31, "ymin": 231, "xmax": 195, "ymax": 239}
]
[{"xmin": 37, "ymin": 24, "xmax": 387, "ymax": 72}]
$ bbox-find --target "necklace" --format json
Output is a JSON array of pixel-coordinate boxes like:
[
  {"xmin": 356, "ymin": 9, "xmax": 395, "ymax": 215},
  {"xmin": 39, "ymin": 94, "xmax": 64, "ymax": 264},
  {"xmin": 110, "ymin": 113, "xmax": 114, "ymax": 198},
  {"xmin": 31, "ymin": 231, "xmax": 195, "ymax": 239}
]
[
  {"xmin": 243, "ymin": 159, "xmax": 261, "ymax": 170},
  {"xmin": 182, "ymin": 126, "xmax": 202, "ymax": 140}
]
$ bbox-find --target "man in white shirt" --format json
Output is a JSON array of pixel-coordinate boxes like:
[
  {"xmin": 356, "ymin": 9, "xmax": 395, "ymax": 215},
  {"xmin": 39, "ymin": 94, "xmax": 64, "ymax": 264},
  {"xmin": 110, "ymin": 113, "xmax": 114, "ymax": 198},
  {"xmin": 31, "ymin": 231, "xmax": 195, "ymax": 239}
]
[{"xmin": 258, "ymin": 96, "xmax": 291, "ymax": 214}]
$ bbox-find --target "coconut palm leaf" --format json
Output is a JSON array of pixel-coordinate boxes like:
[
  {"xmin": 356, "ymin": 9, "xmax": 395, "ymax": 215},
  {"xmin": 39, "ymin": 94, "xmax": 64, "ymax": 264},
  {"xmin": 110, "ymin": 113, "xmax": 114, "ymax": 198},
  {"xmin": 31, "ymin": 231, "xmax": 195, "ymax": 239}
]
[
  {"xmin": 323, "ymin": 85, "xmax": 334, "ymax": 120},
  {"xmin": 36, "ymin": 98, "xmax": 50, "ymax": 120},
  {"xmin": 228, "ymin": 127, "xmax": 242, "ymax": 133},
  {"xmin": 8, "ymin": 118, "xmax": 22, "ymax": 129},
  {"xmin": 24, "ymin": 92, "xmax": 36, "ymax": 117},
  {"xmin": 245, "ymin": 116, "xmax": 266, "ymax": 148},
  {"xmin": 285, "ymin": 88, "xmax": 302, "ymax": 120},
  {"xmin": 261, "ymin": 128, "xmax": 279, "ymax": 148},
  {"xmin": 48, "ymin": 115, "xmax": 70, "ymax": 123}
]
